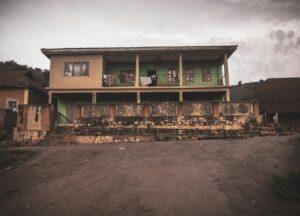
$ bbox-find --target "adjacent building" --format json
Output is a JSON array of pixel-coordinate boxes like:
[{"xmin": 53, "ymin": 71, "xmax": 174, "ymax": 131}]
[{"xmin": 0, "ymin": 70, "xmax": 48, "ymax": 111}]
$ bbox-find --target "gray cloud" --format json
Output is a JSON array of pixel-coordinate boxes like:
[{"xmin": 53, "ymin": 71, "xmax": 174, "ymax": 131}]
[
  {"xmin": 0, "ymin": 0, "xmax": 300, "ymax": 84},
  {"xmin": 269, "ymin": 29, "xmax": 300, "ymax": 53}
]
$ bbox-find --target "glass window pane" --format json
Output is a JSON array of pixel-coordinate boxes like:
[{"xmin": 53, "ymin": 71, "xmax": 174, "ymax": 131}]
[
  {"xmin": 64, "ymin": 63, "xmax": 73, "ymax": 76},
  {"xmin": 81, "ymin": 63, "xmax": 88, "ymax": 76},
  {"xmin": 73, "ymin": 63, "xmax": 81, "ymax": 76}
]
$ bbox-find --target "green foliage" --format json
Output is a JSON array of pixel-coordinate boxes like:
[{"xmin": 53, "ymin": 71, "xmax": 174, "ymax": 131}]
[
  {"xmin": 0, "ymin": 60, "xmax": 49, "ymax": 87},
  {"xmin": 272, "ymin": 171, "xmax": 300, "ymax": 201}
]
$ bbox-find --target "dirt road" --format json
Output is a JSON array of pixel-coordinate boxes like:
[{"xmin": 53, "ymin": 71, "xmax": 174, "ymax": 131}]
[{"xmin": 1, "ymin": 135, "xmax": 300, "ymax": 216}]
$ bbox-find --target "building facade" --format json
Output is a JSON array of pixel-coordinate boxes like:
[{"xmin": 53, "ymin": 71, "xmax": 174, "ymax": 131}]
[{"xmin": 42, "ymin": 46, "xmax": 237, "ymax": 122}]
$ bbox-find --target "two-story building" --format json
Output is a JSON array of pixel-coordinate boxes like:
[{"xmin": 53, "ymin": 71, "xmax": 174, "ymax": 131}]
[{"xmin": 41, "ymin": 46, "xmax": 237, "ymax": 122}]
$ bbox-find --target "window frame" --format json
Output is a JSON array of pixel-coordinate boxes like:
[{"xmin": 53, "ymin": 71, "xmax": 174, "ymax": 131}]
[
  {"xmin": 201, "ymin": 67, "xmax": 212, "ymax": 82},
  {"xmin": 6, "ymin": 98, "xmax": 18, "ymax": 112},
  {"xmin": 119, "ymin": 69, "xmax": 135, "ymax": 83},
  {"xmin": 167, "ymin": 68, "xmax": 178, "ymax": 82},
  {"xmin": 184, "ymin": 67, "xmax": 195, "ymax": 82},
  {"xmin": 64, "ymin": 62, "xmax": 89, "ymax": 76}
]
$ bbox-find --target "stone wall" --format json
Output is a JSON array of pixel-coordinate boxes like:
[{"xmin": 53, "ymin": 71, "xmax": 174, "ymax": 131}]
[
  {"xmin": 13, "ymin": 104, "xmax": 54, "ymax": 144},
  {"xmin": 219, "ymin": 102, "xmax": 253, "ymax": 116},
  {"xmin": 116, "ymin": 103, "xmax": 144, "ymax": 117},
  {"xmin": 183, "ymin": 102, "xmax": 212, "ymax": 116},
  {"xmin": 150, "ymin": 102, "xmax": 178, "ymax": 117},
  {"xmin": 81, "ymin": 104, "xmax": 109, "ymax": 118},
  {"xmin": 76, "ymin": 101, "xmax": 259, "ymax": 125}
]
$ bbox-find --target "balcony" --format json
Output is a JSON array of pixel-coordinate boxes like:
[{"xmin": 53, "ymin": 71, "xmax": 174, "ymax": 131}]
[
  {"xmin": 102, "ymin": 53, "xmax": 228, "ymax": 88},
  {"xmin": 103, "ymin": 55, "xmax": 136, "ymax": 87}
]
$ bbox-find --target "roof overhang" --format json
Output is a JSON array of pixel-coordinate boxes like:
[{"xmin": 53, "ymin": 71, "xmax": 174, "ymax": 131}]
[{"xmin": 41, "ymin": 45, "xmax": 238, "ymax": 59}]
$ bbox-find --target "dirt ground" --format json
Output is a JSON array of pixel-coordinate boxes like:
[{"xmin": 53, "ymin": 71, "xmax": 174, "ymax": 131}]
[{"xmin": 1, "ymin": 135, "xmax": 300, "ymax": 216}]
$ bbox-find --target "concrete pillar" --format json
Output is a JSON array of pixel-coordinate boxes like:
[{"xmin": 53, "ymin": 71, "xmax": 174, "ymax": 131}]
[
  {"xmin": 178, "ymin": 102, "xmax": 184, "ymax": 116},
  {"xmin": 179, "ymin": 91, "xmax": 183, "ymax": 102},
  {"xmin": 212, "ymin": 102, "xmax": 220, "ymax": 118},
  {"xmin": 24, "ymin": 88, "xmax": 29, "ymax": 105},
  {"xmin": 48, "ymin": 92, "xmax": 52, "ymax": 104},
  {"xmin": 224, "ymin": 53, "xmax": 229, "ymax": 86},
  {"xmin": 226, "ymin": 88, "xmax": 231, "ymax": 102},
  {"xmin": 135, "ymin": 54, "xmax": 140, "ymax": 87},
  {"xmin": 253, "ymin": 100, "xmax": 260, "ymax": 116},
  {"xmin": 137, "ymin": 92, "xmax": 141, "ymax": 104},
  {"xmin": 179, "ymin": 53, "xmax": 183, "ymax": 86},
  {"xmin": 92, "ymin": 92, "xmax": 97, "ymax": 104},
  {"xmin": 100, "ymin": 55, "xmax": 104, "ymax": 87},
  {"xmin": 143, "ymin": 103, "xmax": 150, "ymax": 118},
  {"xmin": 109, "ymin": 103, "xmax": 115, "ymax": 121}
]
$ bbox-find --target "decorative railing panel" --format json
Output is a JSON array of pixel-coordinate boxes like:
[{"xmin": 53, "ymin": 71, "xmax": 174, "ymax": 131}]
[
  {"xmin": 182, "ymin": 72, "xmax": 224, "ymax": 87},
  {"xmin": 183, "ymin": 102, "xmax": 212, "ymax": 117},
  {"xmin": 150, "ymin": 102, "xmax": 178, "ymax": 117},
  {"xmin": 116, "ymin": 104, "xmax": 144, "ymax": 117},
  {"xmin": 219, "ymin": 102, "xmax": 253, "ymax": 116},
  {"xmin": 81, "ymin": 104, "xmax": 109, "ymax": 118}
]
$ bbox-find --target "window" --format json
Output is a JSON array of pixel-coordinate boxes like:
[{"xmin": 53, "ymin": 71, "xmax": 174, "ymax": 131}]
[
  {"xmin": 168, "ymin": 68, "xmax": 178, "ymax": 82},
  {"xmin": 64, "ymin": 62, "xmax": 89, "ymax": 76},
  {"xmin": 185, "ymin": 68, "xmax": 195, "ymax": 81},
  {"xmin": 7, "ymin": 99, "xmax": 17, "ymax": 112},
  {"xmin": 202, "ymin": 68, "xmax": 212, "ymax": 81},
  {"xmin": 119, "ymin": 70, "xmax": 135, "ymax": 83}
]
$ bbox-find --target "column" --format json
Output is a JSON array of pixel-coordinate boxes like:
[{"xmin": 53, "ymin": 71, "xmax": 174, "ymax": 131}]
[
  {"xmin": 24, "ymin": 88, "xmax": 29, "ymax": 105},
  {"xmin": 224, "ymin": 53, "xmax": 230, "ymax": 101},
  {"xmin": 92, "ymin": 92, "xmax": 97, "ymax": 104},
  {"xmin": 226, "ymin": 89, "xmax": 231, "ymax": 102},
  {"xmin": 253, "ymin": 100, "xmax": 260, "ymax": 116},
  {"xmin": 137, "ymin": 92, "xmax": 141, "ymax": 104},
  {"xmin": 179, "ymin": 91, "xmax": 183, "ymax": 102},
  {"xmin": 135, "ymin": 54, "xmax": 140, "ymax": 87},
  {"xmin": 100, "ymin": 55, "xmax": 104, "ymax": 87},
  {"xmin": 179, "ymin": 53, "xmax": 183, "ymax": 86},
  {"xmin": 224, "ymin": 53, "xmax": 229, "ymax": 86},
  {"xmin": 48, "ymin": 92, "xmax": 52, "ymax": 104}
]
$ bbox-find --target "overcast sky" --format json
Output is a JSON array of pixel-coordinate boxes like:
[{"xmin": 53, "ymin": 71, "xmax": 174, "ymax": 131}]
[{"xmin": 1, "ymin": 0, "xmax": 300, "ymax": 84}]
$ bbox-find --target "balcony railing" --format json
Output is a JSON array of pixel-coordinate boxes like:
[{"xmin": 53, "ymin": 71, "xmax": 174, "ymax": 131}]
[
  {"xmin": 183, "ymin": 72, "xmax": 224, "ymax": 87},
  {"xmin": 103, "ymin": 72, "xmax": 224, "ymax": 87},
  {"xmin": 103, "ymin": 74, "xmax": 135, "ymax": 87}
]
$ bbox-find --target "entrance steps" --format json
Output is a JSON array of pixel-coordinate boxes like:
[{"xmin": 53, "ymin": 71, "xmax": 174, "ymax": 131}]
[{"xmin": 36, "ymin": 123, "xmax": 280, "ymax": 145}]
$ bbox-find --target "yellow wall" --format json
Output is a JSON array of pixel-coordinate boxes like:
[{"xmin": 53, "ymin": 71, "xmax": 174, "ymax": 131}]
[
  {"xmin": 49, "ymin": 54, "xmax": 103, "ymax": 89},
  {"xmin": 0, "ymin": 88, "xmax": 26, "ymax": 109}
]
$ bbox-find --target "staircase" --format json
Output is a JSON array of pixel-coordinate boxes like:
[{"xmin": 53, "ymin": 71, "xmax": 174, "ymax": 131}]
[
  {"xmin": 35, "ymin": 122, "xmax": 282, "ymax": 145},
  {"xmin": 38, "ymin": 125, "xmax": 74, "ymax": 146}
]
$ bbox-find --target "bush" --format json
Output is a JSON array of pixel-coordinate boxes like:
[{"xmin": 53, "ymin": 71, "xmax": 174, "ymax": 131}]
[{"xmin": 272, "ymin": 171, "xmax": 300, "ymax": 200}]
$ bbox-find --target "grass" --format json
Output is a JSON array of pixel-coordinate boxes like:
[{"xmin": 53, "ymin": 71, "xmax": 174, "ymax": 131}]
[{"xmin": 272, "ymin": 171, "xmax": 300, "ymax": 201}]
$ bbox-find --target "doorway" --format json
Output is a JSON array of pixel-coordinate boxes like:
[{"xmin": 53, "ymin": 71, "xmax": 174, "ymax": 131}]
[{"xmin": 147, "ymin": 70, "xmax": 157, "ymax": 86}]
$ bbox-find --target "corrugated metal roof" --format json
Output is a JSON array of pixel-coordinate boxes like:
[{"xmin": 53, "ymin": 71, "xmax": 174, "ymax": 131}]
[
  {"xmin": 41, "ymin": 45, "xmax": 238, "ymax": 59},
  {"xmin": 231, "ymin": 78, "xmax": 300, "ymax": 113},
  {"xmin": 254, "ymin": 78, "xmax": 300, "ymax": 113}
]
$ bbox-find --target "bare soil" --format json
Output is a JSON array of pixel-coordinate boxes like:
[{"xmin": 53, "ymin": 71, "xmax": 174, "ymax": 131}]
[{"xmin": 1, "ymin": 135, "xmax": 300, "ymax": 216}]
